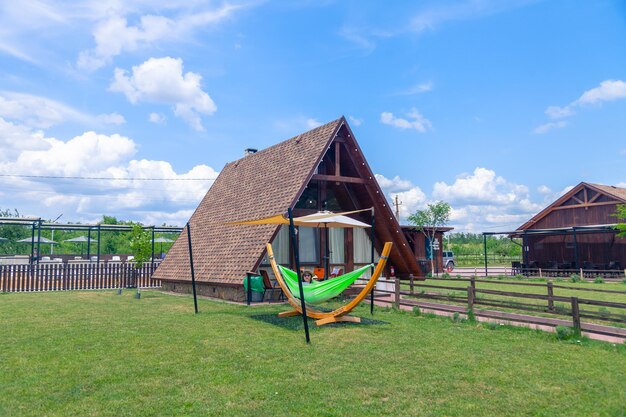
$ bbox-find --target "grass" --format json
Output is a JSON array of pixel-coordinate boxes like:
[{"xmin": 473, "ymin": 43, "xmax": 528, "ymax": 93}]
[
  {"xmin": 403, "ymin": 278, "xmax": 626, "ymax": 326},
  {"xmin": 1, "ymin": 290, "xmax": 625, "ymax": 416}
]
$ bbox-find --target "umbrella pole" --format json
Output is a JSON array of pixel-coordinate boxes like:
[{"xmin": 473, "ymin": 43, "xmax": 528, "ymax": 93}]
[
  {"xmin": 325, "ymin": 225, "xmax": 329, "ymax": 280},
  {"xmin": 288, "ymin": 208, "xmax": 310, "ymax": 344}
]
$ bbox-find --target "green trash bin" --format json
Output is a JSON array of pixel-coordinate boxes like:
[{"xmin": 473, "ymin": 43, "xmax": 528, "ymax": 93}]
[{"xmin": 243, "ymin": 274, "xmax": 264, "ymax": 302}]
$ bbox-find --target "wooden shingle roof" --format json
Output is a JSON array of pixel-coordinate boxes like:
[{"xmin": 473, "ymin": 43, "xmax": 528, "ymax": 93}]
[{"xmin": 153, "ymin": 119, "xmax": 343, "ymax": 285}]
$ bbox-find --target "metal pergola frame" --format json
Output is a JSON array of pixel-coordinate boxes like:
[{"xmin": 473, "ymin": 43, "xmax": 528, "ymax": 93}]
[
  {"xmin": 482, "ymin": 224, "xmax": 619, "ymax": 276},
  {"xmin": 0, "ymin": 217, "xmax": 182, "ymax": 267}
]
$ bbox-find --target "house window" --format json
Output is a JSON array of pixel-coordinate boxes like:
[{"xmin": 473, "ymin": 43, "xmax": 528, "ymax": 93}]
[
  {"xmin": 298, "ymin": 227, "xmax": 319, "ymax": 263},
  {"xmin": 353, "ymin": 228, "xmax": 379, "ymax": 264}
]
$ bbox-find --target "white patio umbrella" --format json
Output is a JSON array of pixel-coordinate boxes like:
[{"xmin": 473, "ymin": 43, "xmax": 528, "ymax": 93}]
[
  {"xmin": 153, "ymin": 236, "xmax": 174, "ymax": 257},
  {"xmin": 18, "ymin": 236, "xmax": 57, "ymax": 244},
  {"xmin": 295, "ymin": 211, "xmax": 370, "ymax": 279},
  {"xmin": 64, "ymin": 236, "xmax": 93, "ymax": 256}
]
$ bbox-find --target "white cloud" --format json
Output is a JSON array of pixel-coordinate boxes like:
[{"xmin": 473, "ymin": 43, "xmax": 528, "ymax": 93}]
[
  {"xmin": 97, "ymin": 112, "xmax": 126, "ymax": 125},
  {"xmin": 576, "ymin": 80, "xmax": 626, "ymax": 105},
  {"xmin": 0, "ymin": 117, "xmax": 217, "ymax": 225},
  {"xmin": 410, "ymin": 1, "xmax": 538, "ymax": 33},
  {"xmin": 110, "ymin": 57, "xmax": 216, "ymax": 131},
  {"xmin": 77, "ymin": 3, "xmax": 243, "ymax": 70},
  {"xmin": 538, "ymin": 79, "xmax": 626, "ymax": 132},
  {"xmin": 375, "ymin": 174, "xmax": 427, "ymax": 220},
  {"xmin": 380, "ymin": 108, "xmax": 432, "ymax": 133},
  {"xmin": 396, "ymin": 81, "xmax": 433, "ymax": 95},
  {"xmin": 0, "ymin": 91, "xmax": 127, "ymax": 128},
  {"xmin": 0, "ymin": 91, "xmax": 89, "ymax": 128},
  {"xmin": 305, "ymin": 118, "xmax": 322, "ymax": 129},
  {"xmin": 537, "ymin": 185, "xmax": 551, "ymax": 194},
  {"xmin": 533, "ymin": 120, "xmax": 567, "ymax": 134},
  {"xmin": 149, "ymin": 112, "xmax": 166, "ymax": 124},
  {"xmin": 348, "ymin": 116, "xmax": 363, "ymax": 127}
]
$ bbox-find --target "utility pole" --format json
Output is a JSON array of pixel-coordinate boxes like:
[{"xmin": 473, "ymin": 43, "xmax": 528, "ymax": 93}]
[
  {"xmin": 50, "ymin": 213, "xmax": 63, "ymax": 255},
  {"xmin": 393, "ymin": 195, "xmax": 403, "ymax": 220}
]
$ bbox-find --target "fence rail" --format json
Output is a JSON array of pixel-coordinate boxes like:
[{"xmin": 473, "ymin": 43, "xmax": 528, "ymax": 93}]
[
  {"xmin": 0, "ymin": 263, "xmax": 161, "ymax": 292},
  {"xmin": 362, "ymin": 276, "xmax": 626, "ymax": 339}
]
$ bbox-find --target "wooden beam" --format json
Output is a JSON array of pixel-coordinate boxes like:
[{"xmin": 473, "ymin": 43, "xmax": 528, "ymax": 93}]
[
  {"xmin": 588, "ymin": 191, "xmax": 602, "ymax": 204},
  {"xmin": 311, "ymin": 174, "xmax": 369, "ymax": 184},
  {"xmin": 335, "ymin": 142, "xmax": 341, "ymax": 176},
  {"xmin": 552, "ymin": 201, "xmax": 620, "ymax": 210}
]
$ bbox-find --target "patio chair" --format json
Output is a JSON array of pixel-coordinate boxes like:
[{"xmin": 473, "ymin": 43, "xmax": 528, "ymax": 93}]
[
  {"xmin": 607, "ymin": 261, "xmax": 621, "ymax": 270},
  {"xmin": 259, "ymin": 269, "xmax": 284, "ymax": 302}
]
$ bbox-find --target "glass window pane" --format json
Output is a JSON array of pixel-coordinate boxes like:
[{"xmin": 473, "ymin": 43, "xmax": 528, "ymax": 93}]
[
  {"xmin": 298, "ymin": 227, "xmax": 319, "ymax": 263},
  {"xmin": 329, "ymin": 228, "xmax": 344, "ymax": 263}
]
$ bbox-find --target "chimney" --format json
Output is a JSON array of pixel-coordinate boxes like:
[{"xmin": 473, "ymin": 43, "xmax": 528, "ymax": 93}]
[{"xmin": 244, "ymin": 148, "xmax": 257, "ymax": 157}]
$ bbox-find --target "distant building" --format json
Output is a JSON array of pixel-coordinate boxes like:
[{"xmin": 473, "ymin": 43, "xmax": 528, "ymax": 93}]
[
  {"xmin": 154, "ymin": 117, "xmax": 433, "ymax": 302},
  {"xmin": 512, "ymin": 182, "xmax": 626, "ymax": 270}
]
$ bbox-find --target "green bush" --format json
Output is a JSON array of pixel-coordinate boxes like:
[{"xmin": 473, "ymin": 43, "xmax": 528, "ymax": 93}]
[
  {"xmin": 570, "ymin": 274, "xmax": 582, "ymax": 283},
  {"xmin": 412, "ymin": 306, "xmax": 421, "ymax": 316},
  {"xmin": 441, "ymin": 272, "xmax": 451, "ymax": 279},
  {"xmin": 555, "ymin": 325, "xmax": 576, "ymax": 341},
  {"xmin": 467, "ymin": 308, "xmax": 476, "ymax": 322},
  {"xmin": 593, "ymin": 276, "xmax": 605, "ymax": 284},
  {"xmin": 452, "ymin": 312, "xmax": 460, "ymax": 323}
]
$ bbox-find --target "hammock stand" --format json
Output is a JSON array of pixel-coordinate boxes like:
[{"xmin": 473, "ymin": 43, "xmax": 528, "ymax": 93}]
[{"xmin": 266, "ymin": 241, "xmax": 393, "ymax": 326}]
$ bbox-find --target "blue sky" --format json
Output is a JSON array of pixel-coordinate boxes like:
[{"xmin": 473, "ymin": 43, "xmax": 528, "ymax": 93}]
[{"xmin": 0, "ymin": 0, "xmax": 625, "ymax": 231}]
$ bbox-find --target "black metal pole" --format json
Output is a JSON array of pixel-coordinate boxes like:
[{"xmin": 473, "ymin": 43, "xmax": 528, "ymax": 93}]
[
  {"xmin": 30, "ymin": 222, "xmax": 35, "ymax": 266},
  {"xmin": 370, "ymin": 207, "xmax": 375, "ymax": 315},
  {"xmin": 246, "ymin": 272, "xmax": 252, "ymax": 305},
  {"xmin": 483, "ymin": 233, "xmax": 488, "ymax": 277},
  {"xmin": 96, "ymin": 224, "xmax": 101, "ymax": 264},
  {"xmin": 186, "ymin": 223, "xmax": 198, "ymax": 314},
  {"xmin": 87, "ymin": 226, "xmax": 91, "ymax": 260},
  {"xmin": 36, "ymin": 220, "xmax": 42, "ymax": 266},
  {"xmin": 288, "ymin": 208, "xmax": 310, "ymax": 344},
  {"xmin": 325, "ymin": 224, "xmax": 329, "ymax": 280},
  {"xmin": 151, "ymin": 227, "xmax": 155, "ymax": 272}
]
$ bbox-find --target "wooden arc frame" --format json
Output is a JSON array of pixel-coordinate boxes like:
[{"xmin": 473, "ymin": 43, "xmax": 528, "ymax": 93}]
[{"xmin": 266, "ymin": 241, "xmax": 393, "ymax": 326}]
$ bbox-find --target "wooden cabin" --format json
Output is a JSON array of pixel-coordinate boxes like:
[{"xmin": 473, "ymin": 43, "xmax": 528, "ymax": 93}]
[
  {"xmin": 513, "ymin": 182, "xmax": 626, "ymax": 271},
  {"xmin": 153, "ymin": 117, "xmax": 425, "ymax": 302},
  {"xmin": 402, "ymin": 226, "xmax": 454, "ymax": 274}
]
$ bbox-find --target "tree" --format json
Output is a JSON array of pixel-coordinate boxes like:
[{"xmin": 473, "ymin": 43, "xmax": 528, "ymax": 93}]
[
  {"xmin": 615, "ymin": 204, "xmax": 626, "ymax": 237},
  {"xmin": 408, "ymin": 201, "xmax": 451, "ymax": 275},
  {"xmin": 129, "ymin": 224, "xmax": 152, "ymax": 269}
]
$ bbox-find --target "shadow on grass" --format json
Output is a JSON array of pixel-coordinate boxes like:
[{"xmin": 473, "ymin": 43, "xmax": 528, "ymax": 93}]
[{"xmin": 249, "ymin": 313, "xmax": 389, "ymax": 330}]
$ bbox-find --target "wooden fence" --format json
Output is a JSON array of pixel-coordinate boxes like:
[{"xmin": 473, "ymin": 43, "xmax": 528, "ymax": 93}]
[
  {"xmin": 0, "ymin": 263, "xmax": 161, "ymax": 292},
  {"xmin": 366, "ymin": 276, "xmax": 626, "ymax": 339}
]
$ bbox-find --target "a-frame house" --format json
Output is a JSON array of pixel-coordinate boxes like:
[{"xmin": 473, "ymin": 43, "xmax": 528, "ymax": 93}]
[
  {"xmin": 154, "ymin": 117, "xmax": 420, "ymax": 301},
  {"xmin": 514, "ymin": 182, "xmax": 626, "ymax": 270}
]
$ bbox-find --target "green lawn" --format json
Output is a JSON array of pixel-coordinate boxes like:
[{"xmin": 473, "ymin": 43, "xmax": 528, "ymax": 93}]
[{"xmin": 1, "ymin": 290, "xmax": 625, "ymax": 417}]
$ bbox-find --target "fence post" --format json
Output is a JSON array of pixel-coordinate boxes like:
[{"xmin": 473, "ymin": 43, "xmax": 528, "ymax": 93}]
[
  {"xmin": 571, "ymin": 297, "xmax": 581, "ymax": 331},
  {"xmin": 547, "ymin": 282, "xmax": 554, "ymax": 312},
  {"xmin": 467, "ymin": 286, "xmax": 474, "ymax": 310},
  {"xmin": 394, "ymin": 277, "xmax": 400, "ymax": 309},
  {"xmin": 539, "ymin": 268, "xmax": 542, "ymax": 278},
  {"xmin": 409, "ymin": 274, "xmax": 414, "ymax": 295},
  {"xmin": 579, "ymin": 268, "xmax": 584, "ymax": 279},
  {"xmin": 470, "ymin": 276, "xmax": 476, "ymax": 291}
]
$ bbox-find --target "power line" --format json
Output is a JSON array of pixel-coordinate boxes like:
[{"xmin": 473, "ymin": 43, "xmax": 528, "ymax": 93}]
[{"xmin": 0, "ymin": 174, "xmax": 216, "ymax": 181}]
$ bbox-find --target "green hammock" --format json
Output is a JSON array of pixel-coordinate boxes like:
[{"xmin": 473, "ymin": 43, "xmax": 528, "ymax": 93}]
[{"xmin": 277, "ymin": 264, "xmax": 374, "ymax": 305}]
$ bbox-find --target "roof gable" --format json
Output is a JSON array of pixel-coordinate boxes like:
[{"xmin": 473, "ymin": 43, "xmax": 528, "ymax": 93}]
[{"xmin": 517, "ymin": 182, "xmax": 626, "ymax": 230}]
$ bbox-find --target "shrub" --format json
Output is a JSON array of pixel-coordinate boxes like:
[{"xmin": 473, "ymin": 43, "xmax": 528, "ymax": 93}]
[
  {"xmin": 514, "ymin": 274, "xmax": 525, "ymax": 280},
  {"xmin": 570, "ymin": 274, "xmax": 582, "ymax": 283},
  {"xmin": 456, "ymin": 274, "xmax": 462, "ymax": 279},
  {"xmin": 467, "ymin": 308, "xmax": 476, "ymax": 322},
  {"xmin": 593, "ymin": 276, "xmax": 605, "ymax": 284},
  {"xmin": 555, "ymin": 325, "xmax": 577, "ymax": 341},
  {"xmin": 485, "ymin": 322, "xmax": 499, "ymax": 330},
  {"xmin": 441, "ymin": 272, "xmax": 451, "ymax": 279},
  {"xmin": 452, "ymin": 312, "xmax": 460, "ymax": 323},
  {"xmin": 412, "ymin": 306, "xmax": 421, "ymax": 316}
]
